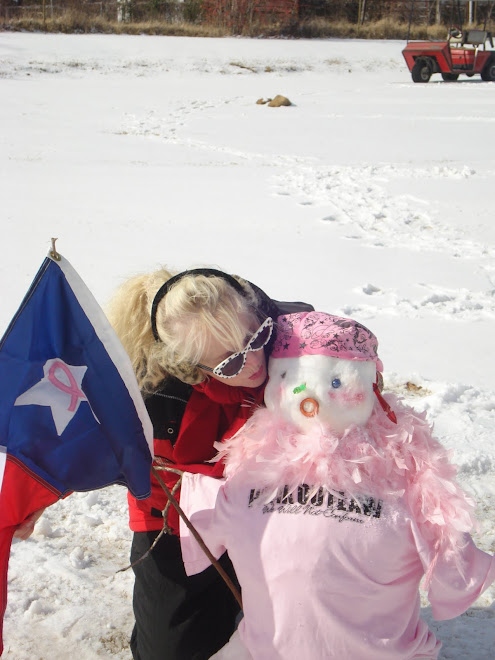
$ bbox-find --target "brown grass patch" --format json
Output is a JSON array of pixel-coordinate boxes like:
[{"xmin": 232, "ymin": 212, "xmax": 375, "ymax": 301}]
[{"xmin": 0, "ymin": 13, "xmax": 475, "ymax": 39}]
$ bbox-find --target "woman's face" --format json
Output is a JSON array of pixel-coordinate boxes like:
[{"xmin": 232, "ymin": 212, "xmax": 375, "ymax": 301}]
[{"xmin": 198, "ymin": 317, "xmax": 268, "ymax": 388}]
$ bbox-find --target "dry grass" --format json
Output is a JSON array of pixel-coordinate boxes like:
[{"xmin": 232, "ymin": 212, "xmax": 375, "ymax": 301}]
[
  {"xmin": 1, "ymin": 12, "xmax": 225, "ymax": 36},
  {"xmin": 0, "ymin": 13, "xmax": 478, "ymax": 39},
  {"xmin": 272, "ymin": 18, "xmax": 450, "ymax": 40}
]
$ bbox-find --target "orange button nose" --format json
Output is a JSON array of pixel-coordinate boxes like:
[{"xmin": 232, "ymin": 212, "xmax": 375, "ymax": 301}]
[{"xmin": 300, "ymin": 398, "xmax": 319, "ymax": 417}]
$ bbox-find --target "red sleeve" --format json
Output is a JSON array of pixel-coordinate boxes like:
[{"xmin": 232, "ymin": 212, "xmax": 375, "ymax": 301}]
[{"xmin": 0, "ymin": 458, "xmax": 62, "ymax": 656}]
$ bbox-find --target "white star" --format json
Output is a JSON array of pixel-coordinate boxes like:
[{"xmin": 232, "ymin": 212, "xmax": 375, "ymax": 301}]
[{"xmin": 15, "ymin": 358, "xmax": 95, "ymax": 435}]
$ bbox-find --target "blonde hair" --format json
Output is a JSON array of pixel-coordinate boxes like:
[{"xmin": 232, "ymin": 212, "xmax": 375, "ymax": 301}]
[{"xmin": 106, "ymin": 268, "xmax": 259, "ymax": 392}]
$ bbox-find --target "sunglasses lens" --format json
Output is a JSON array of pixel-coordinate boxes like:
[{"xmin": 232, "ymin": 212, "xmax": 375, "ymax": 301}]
[
  {"xmin": 218, "ymin": 353, "xmax": 245, "ymax": 377},
  {"xmin": 250, "ymin": 323, "xmax": 272, "ymax": 350}
]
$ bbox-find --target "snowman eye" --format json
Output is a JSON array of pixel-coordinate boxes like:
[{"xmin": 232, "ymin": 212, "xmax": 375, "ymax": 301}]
[
  {"xmin": 281, "ymin": 372, "xmax": 286, "ymax": 379},
  {"xmin": 331, "ymin": 378, "xmax": 341, "ymax": 389}
]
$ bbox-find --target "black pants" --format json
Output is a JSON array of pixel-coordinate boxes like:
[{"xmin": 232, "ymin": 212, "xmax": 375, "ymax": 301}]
[{"xmin": 130, "ymin": 531, "xmax": 240, "ymax": 660}]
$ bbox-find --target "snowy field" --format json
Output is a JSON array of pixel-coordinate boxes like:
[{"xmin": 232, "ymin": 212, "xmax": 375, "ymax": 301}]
[{"xmin": 0, "ymin": 32, "xmax": 494, "ymax": 659}]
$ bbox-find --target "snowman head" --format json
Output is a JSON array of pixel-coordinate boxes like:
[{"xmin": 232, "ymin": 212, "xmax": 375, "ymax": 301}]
[{"xmin": 264, "ymin": 312, "xmax": 384, "ymax": 435}]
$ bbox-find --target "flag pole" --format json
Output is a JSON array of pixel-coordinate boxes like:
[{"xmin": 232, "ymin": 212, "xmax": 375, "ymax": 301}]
[{"xmin": 50, "ymin": 237, "xmax": 61, "ymax": 261}]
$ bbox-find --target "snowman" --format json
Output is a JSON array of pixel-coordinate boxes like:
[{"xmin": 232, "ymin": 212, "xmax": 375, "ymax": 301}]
[{"xmin": 179, "ymin": 312, "xmax": 495, "ymax": 660}]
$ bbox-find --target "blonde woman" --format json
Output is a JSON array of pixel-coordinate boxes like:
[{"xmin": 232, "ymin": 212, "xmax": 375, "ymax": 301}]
[{"xmin": 107, "ymin": 267, "xmax": 312, "ymax": 660}]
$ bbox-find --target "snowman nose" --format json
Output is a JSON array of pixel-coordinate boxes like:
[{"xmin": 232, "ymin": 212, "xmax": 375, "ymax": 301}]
[{"xmin": 300, "ymin": 397, "xmax": 319, "ymax": 418}]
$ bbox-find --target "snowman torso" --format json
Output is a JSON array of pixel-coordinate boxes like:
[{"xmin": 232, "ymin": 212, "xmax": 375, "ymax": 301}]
[{"xmin": 181, "ymin": 469, "xmax": 438, "ymax": 660}]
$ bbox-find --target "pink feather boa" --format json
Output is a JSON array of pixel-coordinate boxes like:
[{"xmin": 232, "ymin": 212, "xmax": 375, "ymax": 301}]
[{"xmin": 214, "ymin": 394, "xmax": 477, "ymax": 586}]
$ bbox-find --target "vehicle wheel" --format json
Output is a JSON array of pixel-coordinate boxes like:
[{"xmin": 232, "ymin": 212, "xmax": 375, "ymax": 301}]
[
  {"xmin": 411, "ymin": 59, "xmax": 432, "ymax": 83},
  {"xmin": 481, "ymin": 58, "xmax": 495, "ymax": 81},
  {"xmin": 441, "ymin": 73, "xmax": 459, "ymax": 82}
]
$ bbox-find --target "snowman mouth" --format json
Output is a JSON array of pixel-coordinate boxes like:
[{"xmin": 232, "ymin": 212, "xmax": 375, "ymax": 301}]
[{"xmin": 300, "ymin": 397, "xmax": 319, "ymax": 417}]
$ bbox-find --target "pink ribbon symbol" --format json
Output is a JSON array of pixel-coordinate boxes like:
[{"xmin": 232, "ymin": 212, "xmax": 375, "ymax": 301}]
[{"xmin": 48, "ymin": 360, "xmax": 86, "ymax": 412}]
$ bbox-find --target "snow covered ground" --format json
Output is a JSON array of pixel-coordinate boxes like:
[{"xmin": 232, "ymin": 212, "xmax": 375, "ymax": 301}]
[{"xmin": 0, "ymin": 32, "xmax": 494, "ymax": 659}]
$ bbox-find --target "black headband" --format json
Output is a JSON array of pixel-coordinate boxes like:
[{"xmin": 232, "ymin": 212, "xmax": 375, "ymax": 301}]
[{"xmin": 150, "ymin": 268, "xmax": 247, "ymax": 342}]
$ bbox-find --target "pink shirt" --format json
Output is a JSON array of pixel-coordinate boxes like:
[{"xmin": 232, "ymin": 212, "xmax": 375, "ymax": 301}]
[{"xmin": 180, "ymin": 472, "xmax": 495, "ymax": 660}]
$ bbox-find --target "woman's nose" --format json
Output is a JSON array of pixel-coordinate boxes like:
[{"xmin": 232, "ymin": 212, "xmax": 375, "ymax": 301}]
[{"xmin": 246, "ymin": 350, "xmax": 264, "ymax": 368}]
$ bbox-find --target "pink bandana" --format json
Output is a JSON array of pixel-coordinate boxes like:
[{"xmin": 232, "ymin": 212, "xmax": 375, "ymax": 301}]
[{"xmin": 272, "ymin": 312, "xmax": 383, "ymax": 372}]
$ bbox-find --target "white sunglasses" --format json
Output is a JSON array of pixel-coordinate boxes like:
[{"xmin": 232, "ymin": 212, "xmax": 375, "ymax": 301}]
[{"xmin": 197, "ymin": 317, "xmax": 273, "ymax": 378}]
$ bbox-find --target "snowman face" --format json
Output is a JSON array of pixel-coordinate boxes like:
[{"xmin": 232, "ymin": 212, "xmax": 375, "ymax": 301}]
[{"xmin": 264, "ymin": 354, "xmax": 376, "ymax": 435}]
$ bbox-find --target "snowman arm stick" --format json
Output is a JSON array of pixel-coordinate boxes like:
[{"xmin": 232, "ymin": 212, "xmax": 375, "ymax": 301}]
[{"xmin": 151, "ymin": 466, "xmax": 243, "ymax": 609}]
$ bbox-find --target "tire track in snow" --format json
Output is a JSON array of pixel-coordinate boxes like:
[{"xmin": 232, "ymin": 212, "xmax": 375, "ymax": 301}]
[
  {"xmin": 275, "ymin": 163, "xmax": 493, "ymax": 259},
  {"xmin": 273, "ymin": 163, "xmax": 495, "ymax": 320},
  {"xmin": 119, "ymin": 105, "xmax": 313, "ymax": 166}
]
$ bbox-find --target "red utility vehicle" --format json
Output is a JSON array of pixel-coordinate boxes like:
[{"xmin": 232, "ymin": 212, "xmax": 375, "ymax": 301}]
[{"xmin": 402, "ymin": 0, "xmax": 495, "ymax": 82}]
